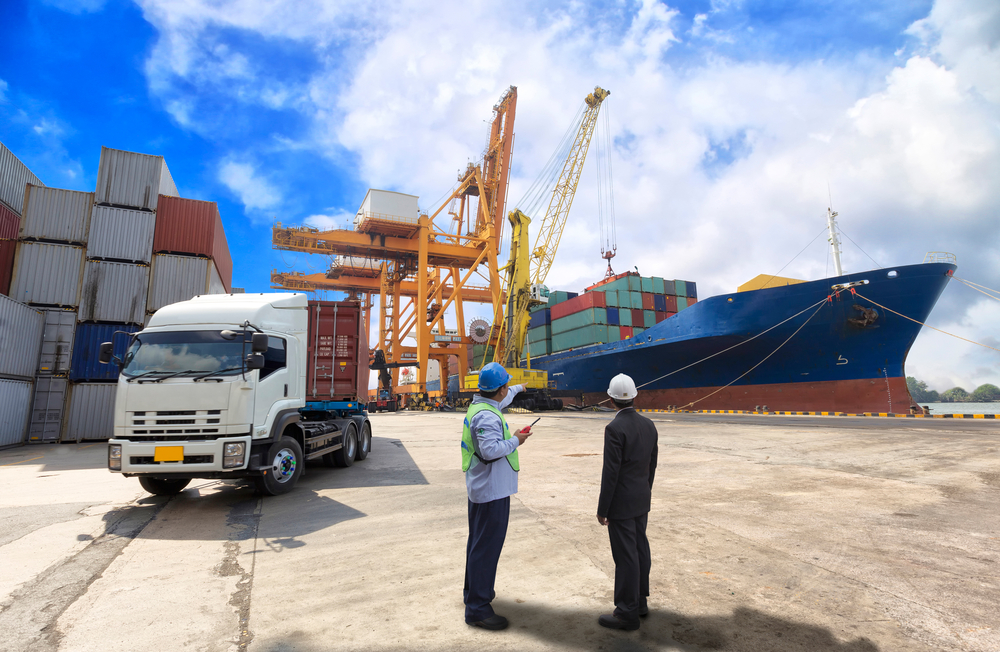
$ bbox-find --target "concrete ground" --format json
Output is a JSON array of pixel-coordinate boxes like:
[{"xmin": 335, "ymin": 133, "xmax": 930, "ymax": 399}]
[{"xmin": 0, "ymin": 411, "xmax": 997, "ymax": 652}]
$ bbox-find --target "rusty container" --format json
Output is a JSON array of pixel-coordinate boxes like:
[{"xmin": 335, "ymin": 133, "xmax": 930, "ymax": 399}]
[
  {"xmin": 154, "ymin": 195, "xmax": 233, "ymax": 292},
  {"xmin": 306, "ymin": 300, "xmax": 369, "ymax": 403}
]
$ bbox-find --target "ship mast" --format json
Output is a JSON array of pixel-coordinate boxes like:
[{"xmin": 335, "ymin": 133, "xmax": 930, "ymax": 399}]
[{"xmin": 827, "ymin": 207, "xmax": 843, "ymax": 276}]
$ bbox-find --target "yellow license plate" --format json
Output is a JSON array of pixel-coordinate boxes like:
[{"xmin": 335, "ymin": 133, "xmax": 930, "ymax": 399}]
[{"xmin": 154, "ymin": 446, "xmax": 184, "ymax": 462}]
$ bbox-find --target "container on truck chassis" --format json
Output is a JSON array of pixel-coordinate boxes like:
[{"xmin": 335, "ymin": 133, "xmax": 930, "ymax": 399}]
[{"xmin": 100, "ymin": 293, "xmax": 372, "ymax": 496}]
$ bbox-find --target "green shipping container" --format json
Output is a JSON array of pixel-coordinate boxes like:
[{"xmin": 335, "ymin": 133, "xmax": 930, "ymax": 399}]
[
  {"xmin": 609, "ymin": 325, "xmax": 620, "ymax": 341},
  {"xmin": 528, "ymin": 324, "xmax": 551, "ymax": 342},
  {"xmin": 675, "ymin": 280, "xmax": 687, "ymax": 297},
  {"xmin": 530, "ymin": 303, "xmax": 547, "ymax": 313},
  {"xmin": 662, "ymin": 279, "xmax": 677, "ymax": 296},
  {"xmin": 628, "ymin": 275, "xmax": 642, "ymax": 291},
  {"xmin": 643, "ymin": 310, "xmax": 656, "ymax": 328},
  {"xmin": 618, "ymin": 308, "xmax": 632, "ymax": 327},
  {"xmin": 641, "ymin": 277, "xmax": 654, "ymax": 293},
  {"xmin": 630, "ymin": 292, "xmax": 644, "ymax": 309},
  {"xmin": 528, "ymin": 339, "xmax": 551, "ymax": 357},
  {"xmin": 552, "ymin": 324, "xmax": 610, "ymax": 352},
  {"xmin": 677, "ymin": 296, "xmax": 689, "ymax": 311},
  {"xmin": 652, "ymin": 277, "xmax": 665, "ymax": 294},
  {"xmin": 605, "ymin": 289, "xmax": 618, "ymax": 308},
  {"xmin": 551, "ymin": 307, "xmax": 608, "ymax": 335},
  {"xmin": 633, "ymin": 327, "xmax": 645, "ymax": 336},
  {"xmin": 549, "ymin": 290, "xmax": 575, "ymax": 307}
]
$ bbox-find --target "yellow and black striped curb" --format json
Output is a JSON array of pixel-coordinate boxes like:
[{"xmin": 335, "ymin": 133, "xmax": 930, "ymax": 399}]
[{"xmin": 638, "ymin": 409, "xmax": 998, "ymax": 419}]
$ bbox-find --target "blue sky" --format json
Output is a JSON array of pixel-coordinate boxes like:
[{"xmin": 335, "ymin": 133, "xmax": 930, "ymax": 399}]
[{"xmin": 1, "ymin": 0, "xmax": 998, "ymax": 390}]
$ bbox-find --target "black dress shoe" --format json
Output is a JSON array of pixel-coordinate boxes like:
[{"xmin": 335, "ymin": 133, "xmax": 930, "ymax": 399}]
[
  {"xmin": 468, "ymin": 614, "xmax": 509, "ymax": 630},
  {"xmin": 598, "ymin": 614, "xmax": 640, "ymax": 630},
  {"xmin": 639, "ymin": 604, "xmax": 649, "ymax": 618}
]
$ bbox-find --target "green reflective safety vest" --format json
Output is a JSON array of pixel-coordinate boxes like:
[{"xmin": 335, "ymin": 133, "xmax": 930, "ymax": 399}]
[{"xmin": 461, "ymin": 402, "xmax": 519, "ymax": 473}]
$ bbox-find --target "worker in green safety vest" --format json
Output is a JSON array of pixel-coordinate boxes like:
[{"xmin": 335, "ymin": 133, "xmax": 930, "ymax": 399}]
[{"xmin": 461, "ymin": 362, "xmax": 533, "ymax": 631}]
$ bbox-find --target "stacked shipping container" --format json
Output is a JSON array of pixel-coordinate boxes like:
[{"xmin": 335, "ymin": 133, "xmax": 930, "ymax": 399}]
[{"xmin": 524, "ymin": 273, "xmax": 699, "ymax": 357}]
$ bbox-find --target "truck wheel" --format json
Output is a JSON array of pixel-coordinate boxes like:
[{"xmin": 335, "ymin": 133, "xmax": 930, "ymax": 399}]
[
  {"xmin": 356, "ymin": 421, "xmax": 372, "ymax": 461},
  {"xmin": 254, "ymin": 436, "xmax": 303, "ymax": 495},
  {"xmin": 331, "ymin": 423, "xmax": 357, "ymax": 468},
  {"xmin": 138, "ymin": 476, "xmax": 190, "ymax": 495}
]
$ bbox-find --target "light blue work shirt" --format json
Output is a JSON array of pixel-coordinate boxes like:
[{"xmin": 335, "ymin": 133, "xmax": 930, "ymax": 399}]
[{"xmin": 465, "ymin": 384, "xmax": 524, "ymax": 504}]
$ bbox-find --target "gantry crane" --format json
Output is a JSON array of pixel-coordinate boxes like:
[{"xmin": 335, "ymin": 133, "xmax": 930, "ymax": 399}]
[{"xmin": 271, "ymin": 87, "xmax": 518, "ymax": 401}]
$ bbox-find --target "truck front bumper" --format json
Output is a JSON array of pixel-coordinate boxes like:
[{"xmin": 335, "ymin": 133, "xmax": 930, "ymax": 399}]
[{"xmin": 110, "ymin": 435, "xmax": 253, "ymax": 476}]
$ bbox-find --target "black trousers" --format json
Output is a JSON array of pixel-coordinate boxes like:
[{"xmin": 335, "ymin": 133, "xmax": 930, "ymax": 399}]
[
  {"xmin": 607, "ymin": 512, "xmax": 650, "ymax": 622},
  {"xmin": 464, "ymin": 496, "xmax": 510, "ymax": 622}
]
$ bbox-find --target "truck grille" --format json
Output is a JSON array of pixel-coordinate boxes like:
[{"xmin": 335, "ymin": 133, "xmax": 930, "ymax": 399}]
[
  {"xmin": 129, "ymin": 455, "xmax": 215, "ymax": 465},
  {"xmin": 126, "ymin": 409, "xmax": 226, "ymax": 439}
]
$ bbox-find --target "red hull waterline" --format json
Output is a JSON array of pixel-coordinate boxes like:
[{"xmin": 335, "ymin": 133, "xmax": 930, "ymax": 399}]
[{"xmin": 583, "ymin": 376, "xmax": 917, "ymax": 414}]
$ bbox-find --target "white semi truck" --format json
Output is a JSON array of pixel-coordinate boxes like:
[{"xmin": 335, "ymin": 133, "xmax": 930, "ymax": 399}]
[{"xmin": 101, "ymin": 293, "xmax": 372, "ymax": 496}]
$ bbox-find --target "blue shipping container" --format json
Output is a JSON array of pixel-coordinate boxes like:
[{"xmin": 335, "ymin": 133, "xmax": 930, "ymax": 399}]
[
  {"xmin": 606, "ymin": 307, "xmax": 619, "ymax": 325},
  {"xmin": 528, "ymin": 309, "xmax": 551, "ymax": 329},
  {"xmin": 687, "ymin": 281, "xmax": 697, "ymax": 298},
  {"xmin": 70, "ymin": 322, "xmax": 140, "ymax": 381},
  {"xmin": 653, "ymin": 294, "xmax": 667, "ymax": 312}
]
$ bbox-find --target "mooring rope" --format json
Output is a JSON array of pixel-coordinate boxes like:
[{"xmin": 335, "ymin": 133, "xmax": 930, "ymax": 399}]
[{"xmin": 952, "ymin": 275, "xmax": 1000, "ymax": 302}]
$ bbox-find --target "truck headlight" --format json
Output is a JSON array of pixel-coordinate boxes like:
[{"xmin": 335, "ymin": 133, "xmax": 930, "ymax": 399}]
[
  {"xmin": 223, "ymin": 442, "xmax": 246, "ymax": 469},
  {"xmin": 108, "ymin": 444, "xmax": 122, "ymax": 471}
]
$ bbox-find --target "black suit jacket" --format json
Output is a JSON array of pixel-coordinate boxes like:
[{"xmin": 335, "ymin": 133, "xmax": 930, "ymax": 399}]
[{"xmin": 597, "ymin": 407, "xmax": 658, "ymax": 520}]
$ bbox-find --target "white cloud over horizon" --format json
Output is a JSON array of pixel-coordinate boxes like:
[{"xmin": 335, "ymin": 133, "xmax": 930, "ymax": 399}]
[{"xmin": 136, "ymin": 0, "xmax": 999, "ymax": 390}]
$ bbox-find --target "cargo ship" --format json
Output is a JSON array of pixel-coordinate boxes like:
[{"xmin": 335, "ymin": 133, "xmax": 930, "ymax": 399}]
[{"xmin": 525, "ymin": 260, "xmax": 955, "ymax": 413}]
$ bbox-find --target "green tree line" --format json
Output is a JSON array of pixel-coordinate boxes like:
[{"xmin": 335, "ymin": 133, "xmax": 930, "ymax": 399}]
[{"xmin": 906, "ymin": 377, "xmax": 1000, "ymax": 403}]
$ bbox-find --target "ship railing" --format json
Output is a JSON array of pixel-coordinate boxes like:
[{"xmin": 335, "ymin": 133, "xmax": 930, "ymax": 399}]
[{"xmin": 923, "ymin": 251, "xmax": 957, "ymax": 265}]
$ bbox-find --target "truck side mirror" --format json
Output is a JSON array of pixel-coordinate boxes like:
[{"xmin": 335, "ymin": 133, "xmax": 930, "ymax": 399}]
[
  {"xmin": 98, "ymin": 342, "xmax": 114, "ymax": 364},
  {"xmin": 251, "ymin": 333, "xmax": 269, "ymax": 353},
  {"xmin": 245, "ymin": 352, "xmax": 265, "ymax": 370}
]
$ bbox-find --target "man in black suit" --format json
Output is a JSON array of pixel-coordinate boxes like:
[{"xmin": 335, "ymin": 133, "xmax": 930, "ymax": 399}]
[{"xmin": 597, "ymin": 373, "xmax": 659, "ymax": 630}]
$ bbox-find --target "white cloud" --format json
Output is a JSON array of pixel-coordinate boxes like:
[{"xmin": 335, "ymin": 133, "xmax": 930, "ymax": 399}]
[
  {"xmin": 218, "ymin": 159, "xmax": 282, "ymax": 213},
  {"xmin": 0, "ymin": 79, "xmax": 7, "ymax": 103},
  {"xmin": 41, "ymin": 0, "xmax": 108, "ymax": 14},
  {"xmin": 138, "ymin": 0, "xmax": 1000, "ymax": 388}
]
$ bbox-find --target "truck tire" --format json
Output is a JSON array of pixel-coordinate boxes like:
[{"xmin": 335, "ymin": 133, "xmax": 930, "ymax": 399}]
[
  {"xmin": 254, "ymin": 436, "xmax": 303, "ymax": 495},
  {"xmin": 138, "ymin": 476, "xmax": 190, "ymax": 495},
  {"xmin": 331, "ymin": 423, "xmax": 357, "ymax": 468},
  {"xmin": 356, "ymin": 421, "xmax": 372, "ymax": 461}
]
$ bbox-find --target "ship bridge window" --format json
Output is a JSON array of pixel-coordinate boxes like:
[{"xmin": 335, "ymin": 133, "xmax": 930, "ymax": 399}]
[{"xmin": 887, "ymin": 270, "xmax": 898, "ymax": 278}]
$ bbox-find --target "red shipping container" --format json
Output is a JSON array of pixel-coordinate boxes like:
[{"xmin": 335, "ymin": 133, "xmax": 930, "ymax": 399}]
[
  {"xmin": 306, "ymin": 300, "xmax": 370, "ymax": 402},
  {"xmin": 619, "ymin": 326, "xmax": 633, "ymax": 340},
  {"xmin": 155, "ymin": 195, "xmax": 234, "ymax": 292},
  {"xmin": 663, "ymin": 295, "xmax": 678, "ymax": 312},
  {"xmin": 550, "ymin": 291, "xmax": 606, "ymax": 320},
  {"xmin": 641, "ymin": 293, "xmax": 654, "ymax": 310},
  {"xmin": 631, "ymin": 308, "xmax": 644, "ymax": 326},
  {"xmin": 688, "ymin": 297, "xmax": 698, "ymax": 305},
  {"xmin": 0, "ymin": 240, "xmax": 15, "ymax": 295},
  {"xmin": 654, "ymin": 311, "xmax": 668, "ymax": 323},
  {"xmin": 0, "ymin": 202, "xmax": 19, "ymax": 239}
]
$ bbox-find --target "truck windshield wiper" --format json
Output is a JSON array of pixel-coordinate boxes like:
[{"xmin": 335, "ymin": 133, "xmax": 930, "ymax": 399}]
[
  {"xmin": 192, "ymin": 367, "xmax": 245, "ymax": 382},
  {"xmin": 146, "ymin": 370, "xmax": 205, "ymax": 383},
  {"xmin": 127, "ymin": 370, "xmax": 173, "ymax": 383}
]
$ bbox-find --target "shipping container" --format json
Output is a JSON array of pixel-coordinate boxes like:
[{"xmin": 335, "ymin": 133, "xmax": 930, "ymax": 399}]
[
  {"xmin": 552, "ymin": 324, "xmax": 610, "ymax": 352},
  {"xmin": 0, "ymin": 142, "xmax": 44, "ymax": 217},
  {"xmin": 354, "ymin": 189, "xmax": 420, "ymax": 237},
  {"xmin": 547, "ymin": 290, "xmax": 578, "ymax": 307},
  {"xmin": 652, "ymin": 277, "xmax": 665, "ymax": 295},
  {"xmin": 687, "ymin": 281, "xmax": 698, "ymax": 299},
  {"xmin": 0, "ymin": 240, "xmax": 14, "ymax": 296},
  {"xmin": 663, "ymin": 295, "xmax": 678, "ymax": 313},
  {"xmin": 528, "ymin": 308, "xmax": 551, "ymax": 329},
  {"xmin": 0, "ymin": 293, "xmax": 44, "ymax": 379},
  {"xmin": 95, "ymin": 146, "xmax": 178, "ymax": 211},
  {"xmin": 0, "ymin": 201, "xmax": 18, "ymax": 239},
  {"xmin": 0, "ymin": 378, "xmax": 32, "ymax": 447},
  {"xmin": 9, "ymin": 241, "xmax": 84, "ymax": 307},
  {"xmin": 628, "ymin": 276, "xmax": 642, "ymax": 292},
  {"xmin": 603, "ymin": 289, "xmax": 617, "ymax": 308},
  {"xmin": 619, "ymin": 326, "xmax": 633, "ymax": 340},
  {"xmin": 527, "ymin": 339, "xmax": 551, "ymax": 357},
  {"xmin": 632, "ymin": 292, "xmax": 646, "ymax": 310},
  {"xmin": 653, "ymin": 294, "xmax": 666, "ymax": 312},
  {"xmin": 619, "ymin": 308, "xmax": 632, "ymax": 327},
  {"xmin": 644, "ymin": 310, "xmax": 656, "ymax": 328},
  {"xmin": 662, "ymin": 279, "xmax": 677, "ymax": 296},
  {"xmin": 63, "ymin": 382, "xmax": 117, "ymax": 441},
  {"xmin": 677, "ymin": 296, "xmax": 689, "ymax": 311},
  {"xmin": 641, "ymin": 293, "xmax": 654, "ymax": 310},
  {"xmin": 631, "ymin": 308, "xmax": 644, "ymax": 326},
  {"xmin": 527, "ymin": 324, "xmax": 551, "ymax": 342},
  {"xmin": 28, "ymin": 376, "xmax": 66, "ymax": 442},
  {"xmin": 38, "ymin": 309, "xmax": 76, "ymax": 376},
  {"xmin": 154, "ymin": 195, "xmax": 232, "ymax": 291},
  {"xmin": 633, "ymin": 327, "xmax": 645, "ymax": 336},
  {"xmin": 551, "ymin": 307, "xmax": 608, "ymax": 335},
  {"xmin": 607, "ymin": 307, "xmax": 619, "ymax": 326},
  {"xmin": 20, "ymin": 185, "xmax": 93, "ymax": 244},
  {"xmin": 654, "ymin": 311, "xmax": 668, "ymax": 324},
  {"xmin": 80, "ymin": 260, "xmax": 149, "ymax": 324},
  {"xmin": 305, "ymin": 300, "xmax": 369, "ymax": 402},
  {"xmin": 609, "ymin": 325, "xmax": 620, "ymax": 341},
  {"xmin": 641, "ymin": 277, "xmax": 653, "ymax": 293},
  {"xmin": 675, "ymin": 280, "xmax": 687, "ymax": 297},
  {"xmin": 688, "ymin": 297, "xmax": 698, "ymax": 306},
  {"xmin": 69, "ymin": 322, "xmax": 140, "ymax": 381},
  {"xmin": 146, "ymin": 254, "xmax": 226, "ymax": 313},
  {"xmin": 88, "ymin": 205, "xmax": 156, "ymax": 263},
  {"xmin": 551, "ymin": 292, "xmax": 606, "ymax": 321}
]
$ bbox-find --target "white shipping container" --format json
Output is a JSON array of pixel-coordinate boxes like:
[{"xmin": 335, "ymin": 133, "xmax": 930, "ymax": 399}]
[
  {"xmin": 147, "ymin": 254, "xmax": 225, "ymax": 313},
  {"xmin": 88, "ymin": 205, "xmax": 156, "ymax": 263},
  {"xmin": 28, "ymin": 376, "xmax": 66, "ymax": 442},
  {"xmin": 0, "ymin": 378, "xmax": 32, "ymax": 447},
  {"xmin": 9, "ymin": 241, "xmax": 84, "ymax": 307},
  {"xmin": 355, "ymin": 189, "xmax": 419, "ymax": 230},
  {"xmin": 20, "ymin": 185, "xmax": 94, "ymax": 244},
  {"xmin": 0, "ymin": 141, "xmax": 44, "ymax": 216},
  {"xmin": 95, "ymin": 146, "xmax": 178, "ymax": 211},
  {"xmin": 63, "ymin": 382, "xmax": 117, "ymax": 442},
  {"xmin": 0, "ymin": 294, "xmax": 43, "ymax": 379},
  {"xmin": 38, "ymin": 309, "xmax": 76, "ymax": 375},
  {"xmin": 80, "ymin": 260, "xmax": 149, "ymax": 324}
]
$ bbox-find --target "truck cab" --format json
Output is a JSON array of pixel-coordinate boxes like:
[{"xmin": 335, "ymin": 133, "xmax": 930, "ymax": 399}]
[{"xmin": 104, "ymin": 293, "xmax": 370, "ymax": 496}]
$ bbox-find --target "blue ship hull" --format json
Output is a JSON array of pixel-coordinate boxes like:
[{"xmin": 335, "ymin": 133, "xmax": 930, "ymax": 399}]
[{"xmin": 529, "ymin": 262, "xmax": 955, "ymax": 413}]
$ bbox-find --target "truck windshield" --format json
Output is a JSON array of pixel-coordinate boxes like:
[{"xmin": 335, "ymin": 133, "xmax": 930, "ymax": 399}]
[{"xmin": 121, "ymin": 331, "xmax": 249, "ymax": 379}]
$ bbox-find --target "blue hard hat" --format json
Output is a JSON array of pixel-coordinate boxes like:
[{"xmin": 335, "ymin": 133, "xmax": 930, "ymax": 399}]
[{"xmin": 478, "ymin": 362, "xmax": 511, "ymax": 392}]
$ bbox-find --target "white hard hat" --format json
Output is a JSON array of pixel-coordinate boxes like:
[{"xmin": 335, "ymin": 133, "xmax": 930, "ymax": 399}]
[{"xmin": 607, "ymin": 373, "xmax": 637, "ymax": 400}]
